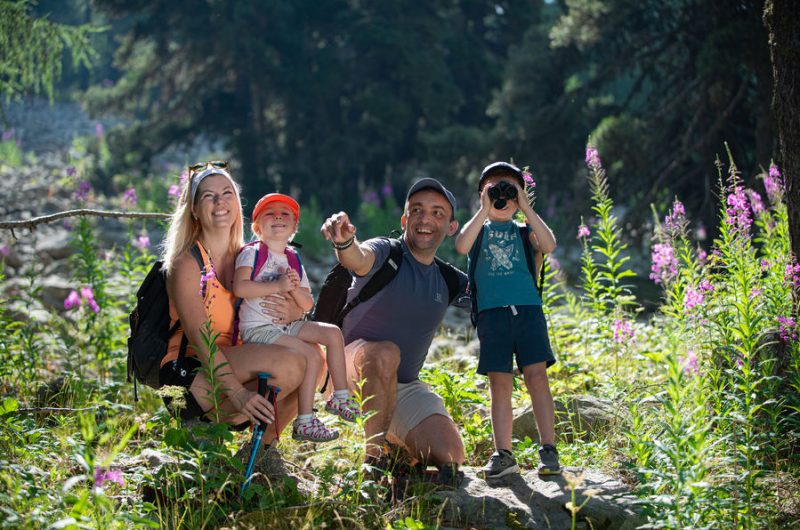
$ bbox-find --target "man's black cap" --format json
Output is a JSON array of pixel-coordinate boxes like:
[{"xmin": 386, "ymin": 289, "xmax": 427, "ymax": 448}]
[{"xmin": 406, "ymin": 177, "xmax": 457, "ymax": 214}]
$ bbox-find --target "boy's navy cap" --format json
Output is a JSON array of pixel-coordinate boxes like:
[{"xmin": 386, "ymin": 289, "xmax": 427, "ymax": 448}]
[
  {"xmin": 479, "ymin": 161, "xmax": 525, "ymax": 190},
  {"xmin": 406, "ymin": 178, "xmax": 457, "ymax": 213}
]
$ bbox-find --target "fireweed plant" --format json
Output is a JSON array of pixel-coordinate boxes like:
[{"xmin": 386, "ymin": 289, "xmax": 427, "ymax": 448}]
[{"xmin": 2, "ymin": 145, "xmax": 800, "ymax": 528}]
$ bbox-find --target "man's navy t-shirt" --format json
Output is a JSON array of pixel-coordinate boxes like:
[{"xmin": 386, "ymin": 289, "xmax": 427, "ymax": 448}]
[{"xmin": 342, "ymin": 238, "xmax": 468, "ymax": 383}]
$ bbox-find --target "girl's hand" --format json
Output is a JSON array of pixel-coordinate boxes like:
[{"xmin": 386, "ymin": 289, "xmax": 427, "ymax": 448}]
[
  {"xmin": 512, "ymin": 182, "xmax": 532, "ymax": 213},
  {"xmin": 277, "ymin": 273, "xmax": 295, "ymax": 292},
  {"xmin": 230, "ymin": 388, "xmax": 275, "ymax": 425},
  {"xmin": 284, "ymin": 268, "xmax": 301, "ymax": 290}
]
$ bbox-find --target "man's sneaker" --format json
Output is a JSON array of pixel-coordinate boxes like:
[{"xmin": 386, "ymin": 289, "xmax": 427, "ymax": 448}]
[
  {"xmin": 291, "ymin": 417, "xmax": 339, "ymax": 442},
  {"xmin": 480, "ymin": 450, "xmax": 519, "ymax": 479},
  {"xmin": 324, "ymin": 394, "xmax": 361, "ymax": 422},
  {"xmin": 435, "ymin": 462, "xmax": 465, "ymax": 488},
  {"xmin": 537, "ymin": 444, "xmax": 562, "ymax": 476}
]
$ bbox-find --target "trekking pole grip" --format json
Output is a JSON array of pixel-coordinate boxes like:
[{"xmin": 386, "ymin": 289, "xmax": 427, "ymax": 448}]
[{"xmin": 256, "ymin": 372, "xmax": 271, "ymax": 431}]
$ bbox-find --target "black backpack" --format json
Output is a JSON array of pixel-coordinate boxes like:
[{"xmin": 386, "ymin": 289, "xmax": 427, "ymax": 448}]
[
  {"xmin": 466, "ymin": 224, "xmax": 546, "ymax": 326},
  {"xmin": 312, "ymin": 237, "xmax": 461, "ymax": 328},
  {"xmin": 127, "ymin": 245, "xmax": 204, "ymax": 400}
]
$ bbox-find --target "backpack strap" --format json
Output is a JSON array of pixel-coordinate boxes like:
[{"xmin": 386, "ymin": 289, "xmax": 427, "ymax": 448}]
[
  {"xmin": 434, "ymin": 257, "xmax": 460, "ymax": 304},
  {"xmin": 178, "ymin": 243, "xmax": 206, "ymax": 358},
  {"xmin": 518, "ymin": 224, "xmax": 545, "ymax": 296},
  {"xmin": 466, "ymin": 224, "xmax": 485, "ymax": 327},
  {"xmin": 337, "ymin": 237, "xmax": 403, "ymax": 325},
  {"xmin": 285, "ymin": 245, "xmax": 304, "ymax": 280}
]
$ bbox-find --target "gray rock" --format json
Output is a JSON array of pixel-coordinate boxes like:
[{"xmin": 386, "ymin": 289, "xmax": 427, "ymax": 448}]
[
  {"xmin": 513, "ymin": 395, "xmax": 626, "ymax": 443},
  {"xmin": 36, "ymin": 230, "xmax": 73, "ymax": 261},
  {"xmin": 434, "ymin": 467, "xmax": 644, "ymax": 530}
]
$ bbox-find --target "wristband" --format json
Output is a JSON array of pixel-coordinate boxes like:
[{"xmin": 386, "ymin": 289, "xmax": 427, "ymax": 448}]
[{"xmin": 332, "ymin": 236, "xmax": 355, "ymax": 250}]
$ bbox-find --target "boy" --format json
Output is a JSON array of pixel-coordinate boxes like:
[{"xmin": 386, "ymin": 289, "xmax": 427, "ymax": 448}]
[
  {"xmin": 455, "ymin": 162, "xmax": 561, "ymax": 478},
  {"xmin": 233, "ymin": 193, "xmax": 358, "ymax": 442}
]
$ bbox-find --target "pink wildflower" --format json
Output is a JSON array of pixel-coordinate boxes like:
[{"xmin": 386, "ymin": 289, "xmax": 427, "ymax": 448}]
[
  {"xmin": 698, "ymin": 280, "xmax": 714, "ymax": 293},
  {"xmin": 650, "ymin": 243, "xmax": 678, "ymax": 285},
  {"xmin": 123, "ymin": 187, "xmax": 137, "ymax": 207},
  {"xmin": 382, "ymin": 184, "xmax": 394, "ymax": 197},
  {"xmin": 179, "ymin": 170, "xmax": 190, "ymax": 186},
  {"xmin": 64, "ymin": 290, "xmax": 81, "ymax": 310},
  {"xmin": 778, "ymin": 316, "xmax": 798, "ymax": 343},
  {"xmin": 362, "ymin": 190, "xmax": 380, "ymax": 207},
  {"xmin": 695, "ymin": 224, "xmax": 707, "ymax": 241},
  {"xmin": 80, "ymin": 287, "xmax": 100, "ymax": 314},
  {"xmin": 684, "ymin": 287, "xmax": 704, "ymax": 311},
  {"xmin": 750, "ymin": 287, "xmax": 762, "ymax": 299},
  {"xmin": 764, "ymin": 163, "xmax": 783, "ymax": 204},
  {"xmin": 94, "ymin": 468, "xmax": 124, "ymax": 488},
  {"xmin": 95, "ymin": 122, "xmax": 104, "ymax": 138},
  {"xmin": 75, "ymin": 181, "xmax": 91, "ymax": 202},
  {"xmin": 0, "ymin": 245, "xmax": 9, "ymax": 257},
  {"xmin": 577, "ymin": 225, "xmax": 591, "ymax": 239},
  {"xmin": 199, "ymin": 265, "xmax": 216, "ymax": 296},
  {"xmin": 522, "ymin": 170, "xmax": 535, "ymax": 187},
  {"xmin": 760, "ymin": 259, "xmax": 770, "ymax": 271},
  {"xmin": 168, "ymin": 184, "xmax": 181, "ymax": 200},
  {"xmin": 680, "ymin": 350, "xmax": 700, "ymax": 375},
  {"xmin": 585, "ymin": 144, "xmax": 602, "ymax": 170},
  {"xmin": 1, "ymin": 129, "xmax": 14, "ymax": 141},
  {"xmin": 745, "ymin": 189, "xmax": 764, "ymax": 214},
  {"xmin": 784, "ymin": 262, "xmax": 800, "ymax": 289},
  {"xmin": 66, "ymin": 166, "xmax": 77, "ymax": 177},
  {"xmin": 612, "ymin": 319, "xmax": 634, "ymax": 344},
  {"xmin": 725, "ymin": 186, "xmax": 751, "ymax": 233},
  {"xmin": 697, "ymin": 248, "xmax": 708, "ymax": 264},
  {"xmin": 135, "ymin": 235, "xmax": 150, "ymax": 250}
]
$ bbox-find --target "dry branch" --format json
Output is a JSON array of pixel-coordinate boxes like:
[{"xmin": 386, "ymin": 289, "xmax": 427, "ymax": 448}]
[{"xmin": 0, "ymin": 209, "xmax": 170, "ymax": 238}]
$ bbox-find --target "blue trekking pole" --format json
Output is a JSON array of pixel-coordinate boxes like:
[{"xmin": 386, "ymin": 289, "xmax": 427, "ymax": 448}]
[{"xmin": 241, "ymin": 372, "xmax": 271, "ymax": 497}]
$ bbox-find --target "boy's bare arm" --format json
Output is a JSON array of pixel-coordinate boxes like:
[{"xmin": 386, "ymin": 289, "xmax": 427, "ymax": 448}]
[
  {"xmin": 455, "ymin": 187, "xmax": 491, "ymax": 255},
  {"xmin": 515, "ymin": 185, "xmax": 557, "ymax": 254},
  {"xmin": 233, "ymin": 265, "xmax": 287, "ymax": 299}
]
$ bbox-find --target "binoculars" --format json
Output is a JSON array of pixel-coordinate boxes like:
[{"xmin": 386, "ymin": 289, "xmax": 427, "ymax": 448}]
[{"xmin": 487, "ymin": 180, "xmax": 518, "ymax": 209}]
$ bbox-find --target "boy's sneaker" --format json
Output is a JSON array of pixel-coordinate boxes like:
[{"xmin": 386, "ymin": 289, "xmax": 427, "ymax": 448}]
[
  {"xmin": 537, "ymin": 444, "xmax": 562, "ymax": 476},
  {"xmin": 325, "ymin": 394, "xmax": 361, "ymax": 422},
  {"xmin": 291, "ymin": 417, "xmax": 339, "ymax": 442},
  {"xmin": 480, "ymin": 449, "xmax": 519, "ymax": 479}
]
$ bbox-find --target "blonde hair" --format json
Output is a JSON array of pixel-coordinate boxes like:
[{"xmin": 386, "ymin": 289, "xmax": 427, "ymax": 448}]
[{"xmin": 162, "ymin": 171, "xmax": 244, "ymax": 274}]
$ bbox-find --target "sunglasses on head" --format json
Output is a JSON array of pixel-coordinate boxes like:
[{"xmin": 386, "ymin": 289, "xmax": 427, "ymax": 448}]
[{"xmin": 188, "ymin": 160, "xmax": 228, "ymax": 174}]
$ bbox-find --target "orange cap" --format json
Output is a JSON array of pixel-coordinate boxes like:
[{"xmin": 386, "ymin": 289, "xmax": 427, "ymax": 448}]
[{"xmin": 252, "ymin": 193, "xmax": 300, "ymax": 223}]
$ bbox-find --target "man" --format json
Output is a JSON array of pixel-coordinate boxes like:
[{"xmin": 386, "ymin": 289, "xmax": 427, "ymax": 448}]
[{"xmin": 320, "ymin": 178, "xmax": 469, "ymax": 483}]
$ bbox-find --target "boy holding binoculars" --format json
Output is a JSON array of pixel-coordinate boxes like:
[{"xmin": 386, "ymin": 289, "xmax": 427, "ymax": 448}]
[{"xmin": 455, "ymin": 161, "xmax": 561, "ymax": 478}]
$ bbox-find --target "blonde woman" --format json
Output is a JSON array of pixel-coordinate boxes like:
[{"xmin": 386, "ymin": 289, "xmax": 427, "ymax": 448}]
[{"xmin": 160, "ymin": 161, "xmax": 309, "ymax": 451}]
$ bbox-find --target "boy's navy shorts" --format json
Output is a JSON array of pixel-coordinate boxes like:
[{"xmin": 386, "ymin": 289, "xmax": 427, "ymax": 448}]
[{"xmin": 476, "ymin": 305, "xmax": 555, "ymax": 375}]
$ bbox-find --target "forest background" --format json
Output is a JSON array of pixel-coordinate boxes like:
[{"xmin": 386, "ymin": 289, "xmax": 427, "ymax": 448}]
[
  {"xmin": 2, "ymin": 0, "xmax": 800, "ymax": 529},
  {"xmin": 3, "ymin": 0, "xmax": 791, "ymax": 262}
]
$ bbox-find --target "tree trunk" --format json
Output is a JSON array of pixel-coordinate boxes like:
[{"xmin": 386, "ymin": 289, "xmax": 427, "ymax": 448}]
[{"xmin": 764, "ymin": 0, "xmax": 800, "ymax": 311}]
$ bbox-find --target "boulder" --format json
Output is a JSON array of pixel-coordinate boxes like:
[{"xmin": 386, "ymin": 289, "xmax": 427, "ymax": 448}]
[
  {"xmin": 513, "ymin": 395, "xmax": 625, "ymax": 443},
  {"xmin": 433, "ymin": 467, "xmax": 644, "ymax": 530}
]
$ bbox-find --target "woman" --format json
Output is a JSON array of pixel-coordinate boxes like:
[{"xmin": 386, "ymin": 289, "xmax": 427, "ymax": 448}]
[{"xmin": 160, "ymin": 160, "xmax": 308, "ymax": 436}]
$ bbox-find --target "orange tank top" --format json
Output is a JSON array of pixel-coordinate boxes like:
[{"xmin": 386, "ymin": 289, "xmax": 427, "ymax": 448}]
[{"xmin": 161, "ymin": 242, "xmax": 236, "ymax": 366}]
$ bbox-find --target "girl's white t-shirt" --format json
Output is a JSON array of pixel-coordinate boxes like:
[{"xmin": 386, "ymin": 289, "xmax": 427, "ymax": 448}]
[{"xmin": 235, "ymin": 245, "xmax": 309, "ymax": 329}]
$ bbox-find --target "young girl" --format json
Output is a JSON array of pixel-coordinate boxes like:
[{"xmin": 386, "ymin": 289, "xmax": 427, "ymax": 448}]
[{"xmin": 233, "ymin": 193, "xmax": 359, "ymax": 442}]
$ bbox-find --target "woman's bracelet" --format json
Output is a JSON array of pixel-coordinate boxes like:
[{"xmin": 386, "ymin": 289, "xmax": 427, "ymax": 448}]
[{"xmin": 332, "ymin": 236, "xmax": 355, "ymax": 250}]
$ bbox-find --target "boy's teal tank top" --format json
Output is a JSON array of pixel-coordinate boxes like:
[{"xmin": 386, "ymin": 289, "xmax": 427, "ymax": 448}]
[{"xmin": 471, "ymin": 220, "xmax": 541, "ymax": 312}]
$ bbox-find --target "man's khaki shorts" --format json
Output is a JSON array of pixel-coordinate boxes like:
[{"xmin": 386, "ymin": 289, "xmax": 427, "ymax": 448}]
[{"xmin": 345, "ymin": 339, "xmax": 451, "ymax": 444}]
